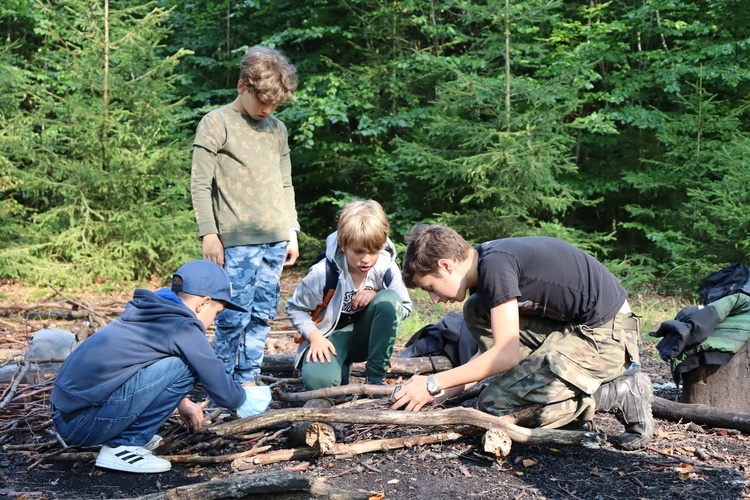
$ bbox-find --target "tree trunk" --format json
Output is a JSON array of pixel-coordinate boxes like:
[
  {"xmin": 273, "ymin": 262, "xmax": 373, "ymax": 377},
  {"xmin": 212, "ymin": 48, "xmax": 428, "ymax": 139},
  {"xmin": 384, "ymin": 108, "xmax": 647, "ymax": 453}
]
[{"xmin": 681, "ymin": 342, "xmax": 750, "ymax": 412}]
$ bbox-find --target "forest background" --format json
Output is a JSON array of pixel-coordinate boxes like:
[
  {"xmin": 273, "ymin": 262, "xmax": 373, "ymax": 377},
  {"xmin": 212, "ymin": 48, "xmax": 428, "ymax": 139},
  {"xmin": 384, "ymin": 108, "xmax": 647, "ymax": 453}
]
[{"xmin": 1, "ymin": 0, "xmax": 749, "ymax": 301}]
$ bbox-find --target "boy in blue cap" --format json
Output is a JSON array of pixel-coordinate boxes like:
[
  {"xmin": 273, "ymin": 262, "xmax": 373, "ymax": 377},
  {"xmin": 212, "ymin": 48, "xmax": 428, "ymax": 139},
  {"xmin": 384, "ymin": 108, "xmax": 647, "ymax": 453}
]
[{"xmin": 50, "ymin": 260, "xmax": 269, "ymax": 474}]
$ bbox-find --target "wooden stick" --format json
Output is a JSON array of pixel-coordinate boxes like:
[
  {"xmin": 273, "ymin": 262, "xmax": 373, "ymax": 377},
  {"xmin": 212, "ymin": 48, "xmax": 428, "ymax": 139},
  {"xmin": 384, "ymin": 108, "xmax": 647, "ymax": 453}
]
[
  {"xmin": 43, "ymin": 282, "xmax": 98, "ymax": 316},
  {"xmin": 163, "ymin": 445, "xmax": 272, "ymax": 464},
  {"xmin": 275, "ymin": 383, "xmax": 394, "ymax": 402},
  {"xmin": 261, "ymin": 353, "xmax": 453, "ymax": 375},
  {"xmin": 652, "ymin": 395, "xmax": 750, "ymax": 433},
  {"xmin": 209, "ymin": 407, "xmax": 602, "ymax": 448},
  {"xmin": 235, "ymin": 430, "xmax": 465, "ymax": 469},
  {"xmin": 0, "ymin": 363, "xmax": 30, "ymax": 409}
]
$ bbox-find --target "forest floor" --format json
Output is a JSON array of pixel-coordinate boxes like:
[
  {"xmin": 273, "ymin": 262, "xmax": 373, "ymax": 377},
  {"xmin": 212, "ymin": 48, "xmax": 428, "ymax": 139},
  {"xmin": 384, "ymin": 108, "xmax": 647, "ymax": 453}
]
[{"xmin": 1, "ymin": 270, "xmax": 749, "ymax": 499}]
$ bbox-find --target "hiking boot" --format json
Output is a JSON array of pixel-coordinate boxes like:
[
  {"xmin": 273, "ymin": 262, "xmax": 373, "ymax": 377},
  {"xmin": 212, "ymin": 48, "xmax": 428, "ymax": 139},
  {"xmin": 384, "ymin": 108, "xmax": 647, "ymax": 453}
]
[
  {"xmin": 593, "ymin": 372, "xmax": 654, "ymax": 450},
  {"xmin": 96, "ymin": 445, "xmax": 171, "ymax": 473}
]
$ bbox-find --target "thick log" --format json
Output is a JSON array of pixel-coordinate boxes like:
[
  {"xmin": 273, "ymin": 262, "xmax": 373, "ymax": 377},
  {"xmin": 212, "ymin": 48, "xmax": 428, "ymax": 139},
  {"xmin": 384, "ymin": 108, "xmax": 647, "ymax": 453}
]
[
  {"xmin": 682, "ymin": 342, "xmax": 750, "ymax": 412},
  {"xmin": 208, "ymin": 407, "xmax": 602, "ymax": 448},
  {"xmin": 652, "ymin": 395, "xmax": 750, "ymax": 433},
  {"xmin": 276, "ymin": 384, "xmax": 393, "ymax": 402},
  {"xmin": 288, "ymin": 398, "xmax": 336, "ymax": 452},
  {"xmin": 134, "ymin": 470, "xmax": 369, "ymax": 499},
  {"xmin": 261, "ymin": 353, "xmax": 453, "ymax": 375}
]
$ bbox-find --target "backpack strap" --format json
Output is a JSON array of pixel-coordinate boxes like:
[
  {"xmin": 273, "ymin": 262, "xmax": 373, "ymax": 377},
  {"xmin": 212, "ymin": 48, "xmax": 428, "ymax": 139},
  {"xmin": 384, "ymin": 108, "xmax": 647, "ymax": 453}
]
[
  {"xmin": 383, "ymin": 268, "xmax": 393, "ymax": 288},
  {"xmin": 310, "ymin": 258, "xmax": 339, "ymax": 325},
  {"xmin": 304, "ymin": 257, "xmax": 392, "ymax": 333}
]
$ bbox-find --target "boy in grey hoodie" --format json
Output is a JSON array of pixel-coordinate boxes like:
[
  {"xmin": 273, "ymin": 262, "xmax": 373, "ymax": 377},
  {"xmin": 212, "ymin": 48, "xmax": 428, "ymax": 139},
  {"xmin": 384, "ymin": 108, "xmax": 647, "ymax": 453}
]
[{"xmin": 286, "ymin": 200, "xmax": 412, "ymax": 389}]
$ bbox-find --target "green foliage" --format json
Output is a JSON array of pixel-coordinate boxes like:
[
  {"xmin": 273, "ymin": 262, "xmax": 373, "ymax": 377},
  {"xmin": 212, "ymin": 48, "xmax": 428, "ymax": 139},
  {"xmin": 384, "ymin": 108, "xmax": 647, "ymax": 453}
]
[
  {"xmin": 2, "ymin": 0, "xmax": 750, "ymax": 299},
  {"xmin": 620, "ymin": 83, "xmax": 750, "ymax": 293},
  {"xmin": 0, "ymin": 1, "xmax": 197, "ymax": 285}
]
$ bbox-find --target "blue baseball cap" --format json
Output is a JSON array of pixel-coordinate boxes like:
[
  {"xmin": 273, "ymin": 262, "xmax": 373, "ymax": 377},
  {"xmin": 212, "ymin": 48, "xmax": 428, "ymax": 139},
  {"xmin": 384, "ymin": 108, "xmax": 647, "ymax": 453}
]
[{"xmin": 171, "ymin": 260, "xmax": 247, "ymax": 312}]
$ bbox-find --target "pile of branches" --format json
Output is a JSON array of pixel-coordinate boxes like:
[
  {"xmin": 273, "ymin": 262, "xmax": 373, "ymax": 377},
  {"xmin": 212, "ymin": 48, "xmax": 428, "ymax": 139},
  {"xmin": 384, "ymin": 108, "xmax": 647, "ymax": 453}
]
[
  {"xmin": 4, "ymin": 358, "xmax": 750, "ymax": 498},
  {"xmin": 1, "ymin": 371, "xmax": 601, "ymax": 470},
  {"xmin": 0, "ymin": 368, "xmax": 601, "ymax": 499}
]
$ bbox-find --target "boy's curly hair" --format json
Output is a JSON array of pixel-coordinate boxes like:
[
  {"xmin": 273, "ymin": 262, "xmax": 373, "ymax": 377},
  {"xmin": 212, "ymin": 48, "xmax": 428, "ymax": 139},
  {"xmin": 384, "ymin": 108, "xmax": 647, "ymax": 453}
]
[
  {"xmin": 239, "ymin": 46, "xmax": 298, "ymax": 105},
  {"xmin": 401, "ymin": 224, "xmax": 472, "ymax": 287}
]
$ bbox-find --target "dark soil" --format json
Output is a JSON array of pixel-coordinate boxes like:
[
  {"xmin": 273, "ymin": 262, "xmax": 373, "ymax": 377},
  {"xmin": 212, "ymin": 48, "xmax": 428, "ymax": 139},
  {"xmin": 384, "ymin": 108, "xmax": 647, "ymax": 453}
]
[{"xmin": 1, "ymin": 272, "xmax": 749, "ymax": 499}]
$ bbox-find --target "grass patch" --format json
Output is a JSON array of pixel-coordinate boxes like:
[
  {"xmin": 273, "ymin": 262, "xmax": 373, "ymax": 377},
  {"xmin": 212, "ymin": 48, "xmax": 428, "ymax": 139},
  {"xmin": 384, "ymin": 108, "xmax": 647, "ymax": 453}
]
[
  {"xmin": 397, "ymin": 288, "xmax": 463, "ymax": 342},
  {"xmin": 629, "ymin": 292, "xmax": 695, "ymax": 338}
]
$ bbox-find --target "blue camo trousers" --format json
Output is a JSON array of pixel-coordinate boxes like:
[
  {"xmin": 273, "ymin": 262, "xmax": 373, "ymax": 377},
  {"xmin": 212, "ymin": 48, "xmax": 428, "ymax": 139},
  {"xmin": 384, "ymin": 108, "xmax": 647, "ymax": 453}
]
[{"xmin": 214, "ymin": 242, "xmax": 286, "ymax": 383}]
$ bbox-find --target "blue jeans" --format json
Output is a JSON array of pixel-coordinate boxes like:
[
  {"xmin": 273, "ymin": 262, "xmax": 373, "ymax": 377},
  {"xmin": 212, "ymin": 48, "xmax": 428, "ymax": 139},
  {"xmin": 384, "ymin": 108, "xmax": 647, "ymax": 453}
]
[
  {"xmin": 51, "ymin": 357, "xmax": 194, "ymax": 447},
  {"xmin": 214, "ymin": 242, "xmax": 287, "ymax": 383}
]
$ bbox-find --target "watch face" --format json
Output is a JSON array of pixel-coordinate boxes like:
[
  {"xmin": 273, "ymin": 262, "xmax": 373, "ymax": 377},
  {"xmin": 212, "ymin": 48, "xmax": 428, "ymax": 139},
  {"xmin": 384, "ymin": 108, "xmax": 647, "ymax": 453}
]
[{"xmin": 427, "ymin": 377, "xmax": 439, "ymax": 394}]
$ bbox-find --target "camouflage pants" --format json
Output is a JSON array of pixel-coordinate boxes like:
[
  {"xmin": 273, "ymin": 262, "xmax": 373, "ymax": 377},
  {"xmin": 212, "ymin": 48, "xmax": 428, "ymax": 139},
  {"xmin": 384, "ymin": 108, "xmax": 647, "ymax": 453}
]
[
  {"xmin": 214, "ymin": 242, "xmax": 286, "ymax": 383},
  {"xmin": 463, "ymin": 294, "xmax": 640, "ymax": 429}
]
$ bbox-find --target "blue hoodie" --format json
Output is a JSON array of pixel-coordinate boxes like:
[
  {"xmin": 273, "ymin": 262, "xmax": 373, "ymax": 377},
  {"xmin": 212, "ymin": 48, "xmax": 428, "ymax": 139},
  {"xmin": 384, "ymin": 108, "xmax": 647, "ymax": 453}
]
[{"xmin": 51, "ymin": 288, "xmax": 245, "ymax": 413}]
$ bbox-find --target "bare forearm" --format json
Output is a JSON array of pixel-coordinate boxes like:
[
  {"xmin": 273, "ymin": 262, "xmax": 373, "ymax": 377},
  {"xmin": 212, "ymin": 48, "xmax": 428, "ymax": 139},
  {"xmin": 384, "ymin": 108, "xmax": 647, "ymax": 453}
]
[{"xmin": 433, "ymin": 347, "xmax": 517, "ymax": 391}]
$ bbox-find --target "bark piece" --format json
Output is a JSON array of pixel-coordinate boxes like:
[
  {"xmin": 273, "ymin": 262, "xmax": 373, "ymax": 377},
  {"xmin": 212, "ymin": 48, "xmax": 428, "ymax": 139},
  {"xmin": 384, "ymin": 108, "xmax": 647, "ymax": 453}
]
[
  {"xmin": 482, "ymin": 428, "xmax": 513, "ymax": 458},
  {"xmin": 288, "ymin": 398, "xmax": 336, "ymax": 453}
]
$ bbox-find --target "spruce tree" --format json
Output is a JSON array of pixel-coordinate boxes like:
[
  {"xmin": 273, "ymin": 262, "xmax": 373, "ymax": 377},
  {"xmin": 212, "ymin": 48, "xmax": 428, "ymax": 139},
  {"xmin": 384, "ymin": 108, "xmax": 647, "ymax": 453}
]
[{"xmin": 0, "ymin": 1, "xmax": 196, "ymax": 283}]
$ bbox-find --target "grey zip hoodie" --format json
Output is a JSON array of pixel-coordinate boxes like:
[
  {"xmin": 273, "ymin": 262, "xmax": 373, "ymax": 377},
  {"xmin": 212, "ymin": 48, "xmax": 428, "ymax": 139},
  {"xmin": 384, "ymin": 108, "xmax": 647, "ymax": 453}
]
[{"xmin": 286, "ymin": 231, "xmax": 412, "ymax": 369}]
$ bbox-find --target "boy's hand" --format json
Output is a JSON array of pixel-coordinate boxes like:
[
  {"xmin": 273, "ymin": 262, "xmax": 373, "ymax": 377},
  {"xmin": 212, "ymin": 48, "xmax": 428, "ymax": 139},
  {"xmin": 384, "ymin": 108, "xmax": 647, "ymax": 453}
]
[
  {"xmin": 284, "ymin": 229, "xmax": 299, "ymax": 266},
  {"xmin": 177, "ymin": 398, "xmax": 205, "ymax": 432},
  {"xmin": 306, "ymin": 330, "xmax": 336, "ymax": 363},
  {"xmin": 350, "ymin": 289, "xmax": 376, "ymax": 310},
  {"xmin": 390, "ymin": 375, "xmax": 433, "ymax": 412},
  {"xmin": 202, "ymin": 234, "xmax": 225, "ymax": 266}
]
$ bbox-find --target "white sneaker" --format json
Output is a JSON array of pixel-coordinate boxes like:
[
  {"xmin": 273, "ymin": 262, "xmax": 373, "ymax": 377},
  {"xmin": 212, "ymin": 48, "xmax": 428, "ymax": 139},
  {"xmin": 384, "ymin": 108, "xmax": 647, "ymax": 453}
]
[
  {"xmin": 96, "ymin": 445, "xmax": 171, "ymax": 473},
  {"xmin": 144, "ymin": 434, "xmax": 162, "ymax": 451}
]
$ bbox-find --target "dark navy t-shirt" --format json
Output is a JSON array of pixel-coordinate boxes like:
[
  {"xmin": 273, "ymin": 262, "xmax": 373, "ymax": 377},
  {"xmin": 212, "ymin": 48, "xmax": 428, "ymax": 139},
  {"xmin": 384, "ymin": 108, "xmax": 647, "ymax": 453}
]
[{"xmin": 474, "ymin": 237, "xmax": 627, "ymax": 327}]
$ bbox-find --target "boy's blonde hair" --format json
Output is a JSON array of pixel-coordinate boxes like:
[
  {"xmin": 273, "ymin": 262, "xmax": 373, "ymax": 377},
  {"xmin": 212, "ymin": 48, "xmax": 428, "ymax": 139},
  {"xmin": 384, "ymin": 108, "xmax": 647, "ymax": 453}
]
[
  {"xmin": 401, "ymin": 224, "xmax": 472, "ymax": 287},
  {"xmin": 239, "ymin": 46, "xmax": 298, "ymax": 105},
  {"xmin": 337, "ymin": 200, "xmax": 389, "ymax": 254}
]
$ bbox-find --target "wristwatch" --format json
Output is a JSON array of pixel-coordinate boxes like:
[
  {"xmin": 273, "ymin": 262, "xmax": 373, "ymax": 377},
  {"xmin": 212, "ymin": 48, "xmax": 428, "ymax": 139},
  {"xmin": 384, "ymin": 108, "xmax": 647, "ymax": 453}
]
[{"xmin": 426, "ymin": 374, "xmax": 441, "ymax": 396}]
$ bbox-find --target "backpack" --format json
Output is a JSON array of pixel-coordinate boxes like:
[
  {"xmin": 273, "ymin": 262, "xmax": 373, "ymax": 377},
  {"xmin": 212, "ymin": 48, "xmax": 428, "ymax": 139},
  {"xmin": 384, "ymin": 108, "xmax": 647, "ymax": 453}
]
[
  {"xmin": 402, "ymin": 311, "xmax": 479, "ymax": 367},
  {"xmin": 699, "ymin": 262, "xmax": 750, "ymax": 305},
  {"xmin": 308, "ymin": 250, "xmax": 393, "ymax": 326}
]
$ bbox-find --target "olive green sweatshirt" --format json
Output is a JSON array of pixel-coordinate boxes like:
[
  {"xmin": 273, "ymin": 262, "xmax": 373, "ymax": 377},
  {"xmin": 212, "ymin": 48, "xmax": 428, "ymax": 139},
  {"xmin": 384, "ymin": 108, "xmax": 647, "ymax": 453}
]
[{"xmin": 190, "ymin": 105, "xmax": 299, "ymax": 248}]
